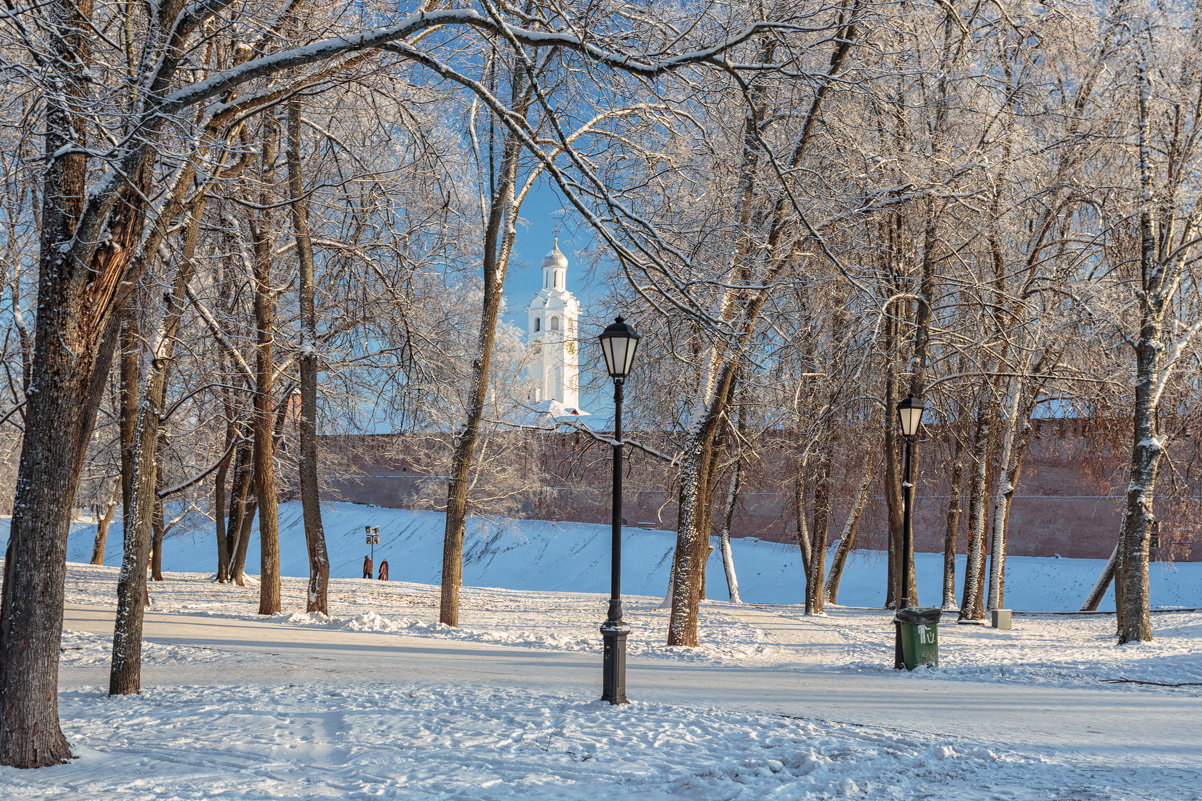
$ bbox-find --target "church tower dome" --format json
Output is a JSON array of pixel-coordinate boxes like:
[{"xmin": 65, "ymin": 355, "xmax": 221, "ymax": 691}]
[{"xmin": 526, "ymin": 239, "xmax": 580, "ymax": 409}]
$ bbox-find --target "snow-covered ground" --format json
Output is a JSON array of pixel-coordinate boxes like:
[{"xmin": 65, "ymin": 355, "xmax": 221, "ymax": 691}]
[
  {"xmin": 3, "ymin": 502, "xmax": 1201, "ymax": 799},
  {"xmin": 29, "ymin": 500, "xmax": 1202, "ymax": 611}
]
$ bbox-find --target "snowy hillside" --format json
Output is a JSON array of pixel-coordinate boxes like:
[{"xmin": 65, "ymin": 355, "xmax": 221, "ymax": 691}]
[{"xmin": 17, "ymin": 500, "xmax": 1200, "ymax": 611}]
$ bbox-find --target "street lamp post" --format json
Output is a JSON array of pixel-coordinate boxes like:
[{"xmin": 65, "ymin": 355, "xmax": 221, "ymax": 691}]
[
  {"xmin": 365, "ymin": 525, "xmax": 380, "ymax": 563},
  {"xmin": 894, "ymin": 393, "xmax": 924, "ymax": 669},
  {"xmin": 598, "ymin": 316, "xmax": 640, "ymax": 705}
]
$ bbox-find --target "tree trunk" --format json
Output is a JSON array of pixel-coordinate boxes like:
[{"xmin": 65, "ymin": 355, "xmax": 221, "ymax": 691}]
[
  {"xmin": 941, "ymin": 430, "xmax": 966, "ymax": 611},
  {"xmin": 825, "ymin": 457, "xmax": 874, "ymax": 605},
  {"xmin": 213, "ymin": 430, "xmax": 235, "ymax": 582},
  {"xmin": 882, "ymin": 335, "xmax": 903, "ymax": 608},
  {"xmin": 806, "ymin": 449, "xmax": 832, "ymax": 615},
  {"xmin": 717, "ymin": 453, "xmax": 742, "ymax": 604},
  {"xmin": 986, "ymin": 380, "xmax": 1025, "ymax": 610},
  {"xmin": 1082, "ymin": 540, "xmax": 1119, "ymax": 612},
  {"xmin": 119, "ymin": 305, "xmax": 140, "ymax": 529},
  {"xmin": 226, "ymin": 440, "xmax": 253, "ymax": 583},
  {"xmin": 251, "ymin": 122, "xmax": 281, "ymax": 617},
  {"xmin": 1115, "ymin": 69, "xmax": 1166, "ymax": 644},
  {"xmin": 287, "ymin": 98, "xmax": 330, "ymax": 616},
  {"xmin": 110, "ymin": 193, "xmax": 207, "ymax": 693},
  {"xmin": 439, "ymin": 106, "xmax": 525, "ymax": 628},
  {"xmin": 90, "ymin": 479, "xmax": 121, "ymax": 565},
  {"xmin": 668, "ymin": 362, "xmax": 738, "ymax": 645},
  {"xmin": 231, "ymin": 493, "xmax": 257, "ymax": 586},
  {"xmin": 793, "ymin": 462, "xmax": 811, "ymax": 578},
  {"xmin": 959, "ymin": 394, "xmax": 993, "ymax": 621},
  {"xmin": 1, "ymin": 3, "xmax": 108, "ymax": 760},
  {"xmin": 150, "ymin": 497, "xmax": 165, "ymax": 582}
]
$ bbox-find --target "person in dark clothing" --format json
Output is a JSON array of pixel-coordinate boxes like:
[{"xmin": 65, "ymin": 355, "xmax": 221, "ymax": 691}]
[
  {"xmin": 378, "ymin": 559, "xmax": 389, "ymax": 581},
  {"xmin": 362, "ymin": 555, "xmax": 373, "ymax": 579}
]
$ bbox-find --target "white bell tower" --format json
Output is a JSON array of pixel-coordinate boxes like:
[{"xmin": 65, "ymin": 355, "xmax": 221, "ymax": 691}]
[{"xmin": 526, "ymin": 240, "xmax": 580, "ymax": 409}]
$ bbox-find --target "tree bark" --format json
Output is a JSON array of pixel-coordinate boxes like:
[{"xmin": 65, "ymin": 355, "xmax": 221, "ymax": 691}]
[
  {"xmin": 1115, "ymin": 63, "xmax": 1166, "ymax": 644},
  {"xmin": 287, "ymin": 98, "xmax": 330, "ymax": 615},
  {"xmin": 0, "ymin": 0, "xmax": 98, "ymax": 763},
  {"xmin": 213, "ymin": 429, "xmax": 235, "ymax": 582},
  {"xmin": 825, "ymin": 457, "xmax": 874, "ymax": 605},
  {"xmin": 717, "ymin": 451, "xmax": 742, "ymax": 604},
  {"xmin": 251, "ymin": 122, "xmax": 282, "ymax": 617},
  {"xmin": 110, "ymin": 191, "xmax": 207, "ymax": 693},
  {"xmin": 986, "ymin": 380, "xmax": 1025, "ymax": 610},
  {"xmin": 119, "ymin": 308, "xmax": 140, "ymax": 528},
  {"xmin": 226, "ymin": 439, "xmax": 252, "ymax": 584},
  {"xmin": 90, "ymin": 479, "xmax": 121, "ymax": 565},
  {"xmin": 959, "ymin": 394, "xmax": 994, "ymax": 621},
  {"xmin": 793, "ymin": 461, "xmax": 811, "ymax": 578},
  {"xmin": 1082, "ymin": 540, "xmax": 1119, "ymax": 612},
  {"xmin": 150, "ymin": 496, "xmax": 165, "ymax": 582},
  {"xmin": 439, "ymin": 84, "xmax": 527, "ymax": 627},
  {"xmin": 941, "ymin": 429, "xmax": 966, "ymax": 611},
  {"xmin": 805, "ymin": 449, "xmax": 832, "ymax": 615}
]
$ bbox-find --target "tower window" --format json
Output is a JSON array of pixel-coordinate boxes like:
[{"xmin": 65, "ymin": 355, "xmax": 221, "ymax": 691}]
[
  {"xmin": 534, "ymin": 317, "xmax": 540, "ymax": 332},
  {"xmin": 550, "ymin": 316, "xmax": 559, "ymax": 331}
]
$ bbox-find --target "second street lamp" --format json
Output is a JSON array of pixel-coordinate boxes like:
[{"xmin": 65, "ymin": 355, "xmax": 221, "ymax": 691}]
[
  {"xmin": 598, "ymin": 316, "xmax": 640, "ymax": 704},
  {"xmin": 894, "ymin": 393, "xmax": 923, "ymax": 669}
]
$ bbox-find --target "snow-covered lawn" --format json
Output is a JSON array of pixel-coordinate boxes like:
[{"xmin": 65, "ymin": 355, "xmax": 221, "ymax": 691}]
[{"xmin": 56, "ymin": 564, "xmax": 1202, "ymax": 689}]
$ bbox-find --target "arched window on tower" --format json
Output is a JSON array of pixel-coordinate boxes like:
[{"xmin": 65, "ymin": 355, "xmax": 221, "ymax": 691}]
[
  {"xmin": 550, "ymin": 316, "xmax": 559, "ymax": 331},
  {"xmin": 534, "ymin": 317, "xmax": 541, "ymax": 332}
]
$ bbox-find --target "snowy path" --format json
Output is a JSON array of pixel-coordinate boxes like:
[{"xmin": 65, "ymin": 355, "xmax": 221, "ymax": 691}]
[{"xmin": 59, "ymin": 601, "xmax": 1202, "ymax": 779}]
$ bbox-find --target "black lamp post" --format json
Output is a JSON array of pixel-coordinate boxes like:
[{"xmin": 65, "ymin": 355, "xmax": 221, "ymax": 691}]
[
  {"xmin": 894, "ymin": 393, "xmax": 924, "ymax": 669},
  {"xmin": 598, "ymin": 316, "xmax": 640, "ymax": 704},
  {"xmin": 365, "ymin": 525, "xmax": 380, "ymax": 562}
]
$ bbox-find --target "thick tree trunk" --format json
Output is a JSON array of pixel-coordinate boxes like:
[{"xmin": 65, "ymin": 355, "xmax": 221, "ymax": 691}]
[
  {"xmin": 0, "ymin": 2, "xmax": 104, "ymax": 760},
  {"xmin": 0, "ymin": 377, "xmax": 91, "ymax": 765},
  {"xmin": 287, "ymin": 98, "xmax": 330, "ymax": 616},
  {"xmin": 90, "ymin": 479, "xmax": 121, "ymax": 565},
  {"xmin": 1116, "ymin": 323, "xmax": 1161, "ymax": 643}
]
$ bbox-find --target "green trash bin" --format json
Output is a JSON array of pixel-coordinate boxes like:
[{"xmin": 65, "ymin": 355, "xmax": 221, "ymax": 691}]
[{"xmin": 895, "ymin": 606, "xmax": 942, "ymax": 670}]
